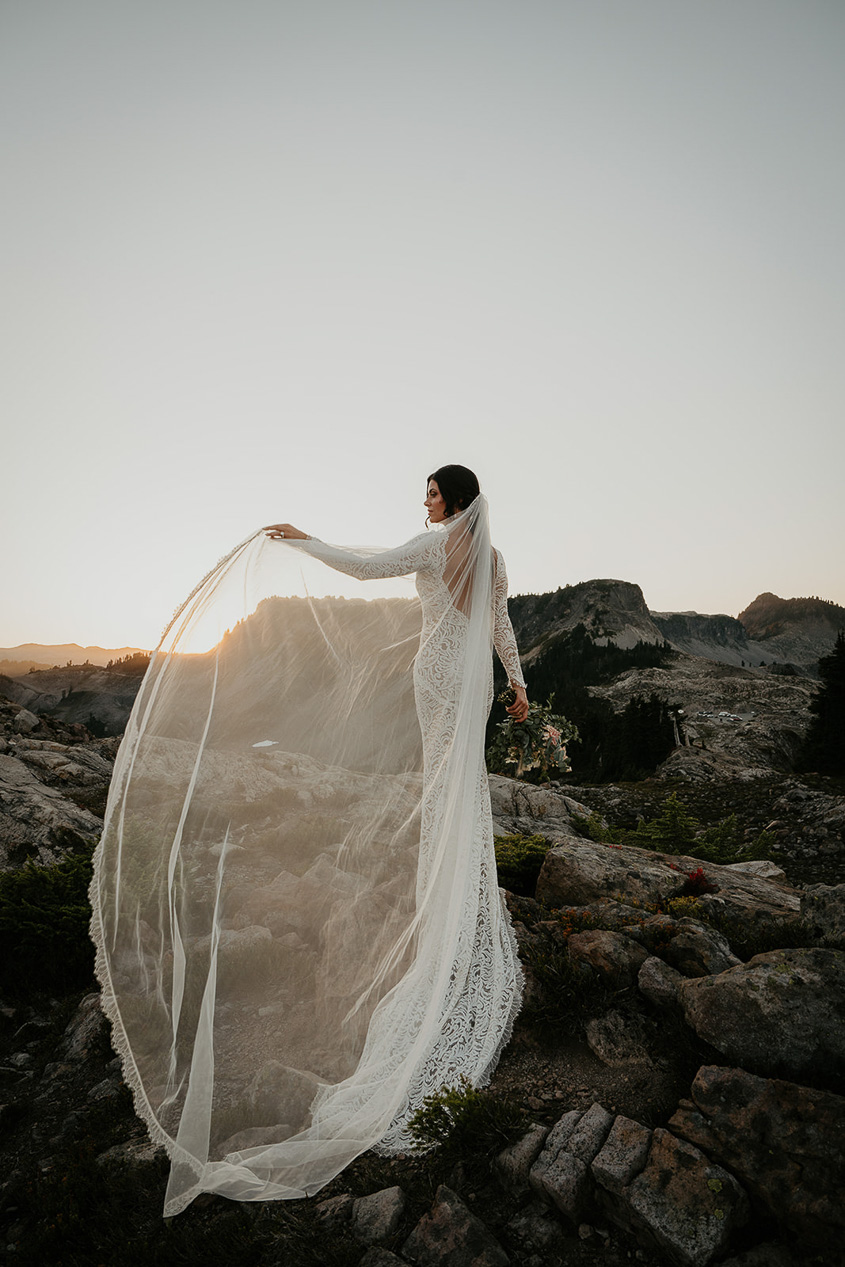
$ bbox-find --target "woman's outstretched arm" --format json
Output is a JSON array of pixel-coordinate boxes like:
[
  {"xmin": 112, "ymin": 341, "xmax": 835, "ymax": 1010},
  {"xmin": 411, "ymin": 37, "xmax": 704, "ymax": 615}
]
[{"xmin": 264, "ymin": 523, "xmax": 439, "ymax": 581}]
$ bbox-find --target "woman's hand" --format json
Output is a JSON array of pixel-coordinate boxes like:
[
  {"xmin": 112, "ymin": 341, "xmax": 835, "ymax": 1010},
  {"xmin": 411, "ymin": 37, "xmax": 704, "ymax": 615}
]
[
  {"xmin": 506, "ymin": 684, "xmax": 529, "ymax": 723},
  {"xmin": 264, "ymin": 523, "xmax": 309, "ymax": 540}
]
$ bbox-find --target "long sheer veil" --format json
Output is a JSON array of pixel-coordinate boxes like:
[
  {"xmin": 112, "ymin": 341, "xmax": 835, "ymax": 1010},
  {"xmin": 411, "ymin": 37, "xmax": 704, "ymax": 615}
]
[{"xmin": 90, "ymin": 495, "xmax": 517, "ymax": 1215}]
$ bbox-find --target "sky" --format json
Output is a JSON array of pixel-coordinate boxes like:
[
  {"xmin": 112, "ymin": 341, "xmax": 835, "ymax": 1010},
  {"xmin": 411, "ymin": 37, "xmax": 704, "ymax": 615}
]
[{"xmin": 1, "ymin": 0, "xmax": 843, "ymax": 650}]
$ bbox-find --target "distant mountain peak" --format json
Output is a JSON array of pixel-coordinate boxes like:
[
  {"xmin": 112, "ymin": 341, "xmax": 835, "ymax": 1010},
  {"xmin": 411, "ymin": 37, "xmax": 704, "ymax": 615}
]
[{"xmin": 738, "ymin": 593, "xmax": 845, "ymax": 640}]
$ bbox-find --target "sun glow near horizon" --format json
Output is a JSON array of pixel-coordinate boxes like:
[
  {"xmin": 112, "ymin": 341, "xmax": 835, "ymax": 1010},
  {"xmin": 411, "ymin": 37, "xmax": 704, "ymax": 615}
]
[{"xmin": 1, "ymin": 0, "xmax": 843, "ymax": 649}]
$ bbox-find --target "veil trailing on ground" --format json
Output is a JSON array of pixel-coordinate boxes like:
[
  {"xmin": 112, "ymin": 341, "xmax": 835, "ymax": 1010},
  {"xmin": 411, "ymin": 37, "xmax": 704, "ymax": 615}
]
[{"xmin": 90, "ymin": 495, "xmax": 522, "ymax": 1216}]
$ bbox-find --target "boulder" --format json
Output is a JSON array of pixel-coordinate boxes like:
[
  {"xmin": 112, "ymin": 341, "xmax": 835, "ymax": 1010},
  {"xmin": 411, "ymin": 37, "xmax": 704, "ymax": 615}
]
[
  {"xmin": 535, "ymin": 838, "xmax": 801, "ymax": 940},
  {"xmin": 57, "ymin": 994, "xmax": 105, "ymax": 1062},
  {"xmin": 566, "ymin": 930, "xmax": 649, "ymax": 985},
  {"xmin": 722, "ymin": 860, "xmax": 787, "ymax": 882},
  {"xmin": 679, "ymin": 948, "xmax": 845, "ymax": 1081},
  {"xmin": 638, "ymin": 956, "xmax": 685, "ymax": 1010},
  {"xmin": 0, "ymin": 751, "xmax": 103, "ymax": 868},
  {"xmin": 590, "ymin": 1114, "xmax": 652, "ymax": 1195},
  {"xmin": 352, "ymin": 1186, "xmax": 406, "ymax": 1245},
  {"xmin": 528, "ymin": 1103, "xmax": 612, "ymax": 1222},
  {"xmin": 358, "ymin": 1251, "xmax": 409, "ymax": 1267},
  {"xmin": 801, "ymin": 884, "xmax": 845, "ymax": 949},
  {"xmin": 488, "ymin": 776, "xmax": 596, "ymax": 839},
  {"xmin": 402, "ymin": 1184, "xmax": 509, "ymax": 1266},
  {"xmin": 663, "ymin": 920, "xmax": 740, "ymax": 978},
  {"xmin": 669, "ymin": 1065, "xmax": 845, "ymax": 1251},
  {"xmin": 314, "ymin": 1193, "xmax": 353, "ymax": 1227},
  {"xmin": 493, "ymin": 1123, "xmax": 549, "ymax": 1196},
  {"xmin": 504, "ymin": 1199, "xmax": 567, "ymax": 1256},
  {"xmin": 12, "ymin": 709, "xmax": 39, "ymax": 734},
  {"xmin": 616, "ymin": 1128, "xmax": 748, "ymax": 1267},
  {"xmin": 584, "ymin": 1011, "xmax": 651, "ymax": 1067}
]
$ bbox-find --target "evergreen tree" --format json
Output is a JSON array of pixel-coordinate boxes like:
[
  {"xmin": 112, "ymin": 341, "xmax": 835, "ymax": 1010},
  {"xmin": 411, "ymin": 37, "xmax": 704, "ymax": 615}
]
[{"xmin": 800, "ymin": 630, "xmax": 845, "ymax": 775}]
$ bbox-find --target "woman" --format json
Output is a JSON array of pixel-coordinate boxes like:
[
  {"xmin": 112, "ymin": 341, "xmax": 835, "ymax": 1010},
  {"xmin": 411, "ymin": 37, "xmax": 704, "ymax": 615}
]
[{"xmin": 90, "ymin": 464, "xmax": 528, "ymax": 1215}]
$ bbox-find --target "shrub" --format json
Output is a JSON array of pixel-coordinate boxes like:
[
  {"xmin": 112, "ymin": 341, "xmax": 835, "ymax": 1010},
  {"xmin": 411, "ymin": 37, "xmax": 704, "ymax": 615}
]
[
  {"xmin": 0, "ymin": 842, "xmax": 96, "ymax": 995},
  {"xmin": 494, "ymin": 834, "xmax": 551, "ymax": 896},
  {"xmin": 408, "ymin": 1076, "xmax": 527, "ymax": 1163}
]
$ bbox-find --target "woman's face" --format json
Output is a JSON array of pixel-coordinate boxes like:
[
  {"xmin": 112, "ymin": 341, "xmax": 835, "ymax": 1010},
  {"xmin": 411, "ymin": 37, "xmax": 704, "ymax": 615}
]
[{"xmin": 424, "ymin": 479, "xmax": 447, "ymax": 523}]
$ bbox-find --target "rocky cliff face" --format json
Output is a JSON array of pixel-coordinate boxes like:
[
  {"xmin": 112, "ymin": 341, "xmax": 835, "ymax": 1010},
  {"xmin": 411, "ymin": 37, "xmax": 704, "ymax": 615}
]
[
  {"xmin": 649, "ymin": 611, "xmax": 779, "ymax": 669},
  {"xmin": 736, "ymin": 592, "xmax": 845, "ymax": 669},
  {"xmin": 510, "ymin": 580, "xmax": 666, "ymax": 658},
  {"xmin": 1, "ymin": 662, "xmax": 148, "ymax": 737}
]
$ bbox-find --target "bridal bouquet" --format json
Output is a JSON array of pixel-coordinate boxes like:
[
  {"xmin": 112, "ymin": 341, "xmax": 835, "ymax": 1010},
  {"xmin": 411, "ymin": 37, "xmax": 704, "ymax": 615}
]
[{"xmin": 487, "ymin": 691, "xmax": 579, "ymax": 781}]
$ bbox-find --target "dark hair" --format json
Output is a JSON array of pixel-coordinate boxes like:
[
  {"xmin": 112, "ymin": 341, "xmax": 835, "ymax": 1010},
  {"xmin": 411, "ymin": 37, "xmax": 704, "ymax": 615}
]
[{"xmin": 426, "ymin": 465, "xmax": 481, "ymax": 518}]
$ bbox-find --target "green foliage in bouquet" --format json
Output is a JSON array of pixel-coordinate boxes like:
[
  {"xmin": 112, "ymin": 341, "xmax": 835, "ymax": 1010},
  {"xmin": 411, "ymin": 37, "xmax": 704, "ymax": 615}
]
[{"xmin": 486, "ymin": 691, "xmax": 579, "ymax": 782}]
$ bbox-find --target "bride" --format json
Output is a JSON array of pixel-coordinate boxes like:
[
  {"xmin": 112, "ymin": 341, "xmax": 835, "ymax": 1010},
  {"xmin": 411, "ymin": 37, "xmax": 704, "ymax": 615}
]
[{"xmin": 90, "ymin": 463, "xmax": 528, "ymax": 1215}]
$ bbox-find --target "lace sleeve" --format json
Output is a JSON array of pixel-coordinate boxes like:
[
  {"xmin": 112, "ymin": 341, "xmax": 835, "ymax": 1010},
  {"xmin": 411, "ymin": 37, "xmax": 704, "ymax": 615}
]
[
  {"xmin": 292, "ymin": 531, "xmax": 440, "ymax": 580},
  {"xmin": 493, "ymin": 549, "xmax": 526, "ymax": 689}
]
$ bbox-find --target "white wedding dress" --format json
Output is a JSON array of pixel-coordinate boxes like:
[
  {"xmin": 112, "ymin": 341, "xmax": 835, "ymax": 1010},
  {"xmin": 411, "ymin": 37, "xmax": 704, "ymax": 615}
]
[{"xmin": 90, "ymin": 494, "xmax": 525, "ymax": 1214}]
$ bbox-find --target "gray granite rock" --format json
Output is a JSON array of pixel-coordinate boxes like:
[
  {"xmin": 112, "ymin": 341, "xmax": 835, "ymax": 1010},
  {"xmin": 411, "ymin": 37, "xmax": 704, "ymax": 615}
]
[
  {"xmin": 622, "ymin": 1128, "xmax": 748, "ymax": 1267},
  {"xmin": 638, "ymin": 956, "xmax": 685, "ymax": 1009},
  {"xmin": 352, "ymin": 1186, "xmax": 406, "ymax": 1245},
  {"xmin": 402, "ymin": 1185, "xmax": 509, "ymax": 1266},
  {"xmin": 663, "ymin": 920, "xmax": 740, "ymax": 978},
  {"xmin": 679, "ymin": 947, "xmax": 845, "ymax": 1080},
  {"xmin": 493, "ymin": 1123, "xmax": 549, "ymax": 1196},
  {"xmin": 585, "ymin": 1011, "xmax": 651, "ymax": 1067},
  {"xmin": 590, "ymin": 1115, "xmax": 652, "ymax": 1196},
  {"xmin": 670, "ymin": 1065, "xmax": 845, "ymax": 1251}
]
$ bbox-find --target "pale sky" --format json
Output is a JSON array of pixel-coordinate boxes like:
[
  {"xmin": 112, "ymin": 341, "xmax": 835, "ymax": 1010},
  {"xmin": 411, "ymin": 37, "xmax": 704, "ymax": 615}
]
[{"xmin": 1, "ymin": 0, "xmax": 843, "ymax": 650}]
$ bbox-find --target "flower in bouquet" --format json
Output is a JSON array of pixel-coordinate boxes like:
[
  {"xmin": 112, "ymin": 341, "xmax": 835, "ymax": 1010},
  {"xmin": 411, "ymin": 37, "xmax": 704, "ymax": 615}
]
[{"xmin": 486, "ymin": 691, "xmax": 579, "ymax": 782}]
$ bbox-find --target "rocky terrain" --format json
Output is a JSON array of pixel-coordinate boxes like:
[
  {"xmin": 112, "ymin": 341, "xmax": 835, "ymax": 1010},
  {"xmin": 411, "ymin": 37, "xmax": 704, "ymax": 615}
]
[
  {"xmin": 0, "ymin": 587, "xmax": 842, "ymax": 1266},
  {"xmin": 1, "ymin": 694, "xmax": 844, "ymax": 1264},
  {"xmin": 509, "ymin": 582, "xmax": 843, "ymax": 675}
]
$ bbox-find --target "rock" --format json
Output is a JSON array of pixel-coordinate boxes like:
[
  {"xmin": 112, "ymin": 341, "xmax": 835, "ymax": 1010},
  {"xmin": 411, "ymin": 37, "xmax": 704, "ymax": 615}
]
[
  {"xmin": 245, "ymin": 1060, "xmax": 321, "ymax": 1132},
  {"xmin": 358, "ymin": 1250, "xmax": 409, "ymax": 1267},
  {"xmin": 590, "ymin": 1114, "xmax": 652, "ymax": 1195},
  {"xmin": 96, "ymin": 1137, "xmax": 165, "ymax": 1168},
  {"xmin": 585, "ymin": 1012, "xmax": 651, "ymax": 1067},
  {"xmin": 402, "ymin": 1184, "xmax": 509, "ymax": 1266},
  {"xmin": 314, "ymin": 1193, "xmax": 353, "ymax": 1227},
  {"xmin": 352, "ymin": 1186, "xmax": 406, "ymax": 1245},
  {"xmin": 489, "ymin": 775, "xmax": 596, "ymax": 839},
  {"xmin": 716, "ymin": 1244, "xmax": 797, "ymax": 1267},
  {"xmin": 638, "ymin": 956, "xmax": 684, "ymax": 1010},
  {"xmin": 493, "ymin": 1123, "xmax": 549, "ymax": 1195},
  {"xmin": 12, "ymin": 709, "xmax": 39, "ymax": 734},
  {"xmin": 528, "ymin": 1103, "xmax": 612, "ymax": 1222},
  {"xmin": 529, "ymin": 1147, "xmax": 588, "ymax": 1224},
  {"xmin": 669, "ymin": 1065, "xmax": 845, "ymax": 1251},
  {"xmin": 535, "ymin": 838, "xmax": 801, "ymax": 940},
  {"xmin": 504, "ymin": 1199, "xmax": 566, "ymax": 1255},
  {"xmin": 566, "ymin": 1103, "xmax": 614, "ymax": 1163},
  {"xmin": 723, "ymin": 860, "xmax": 787, "ymax": 881},
  {"xmin": 616, "ymin": 1128, "xmax": 747, "ymax": 1267},
  {"xmin": 678, "ymin": 948, "xmax": 845, "ymax": 1080},
  {"xmin": 663, "ymin": 920, "xmax": 740, "ymax": 978},
  {"xmin": 0, "ymin": 750, "xmax": 104, "ymax": 868},
  {"xmin": 57, "ymin": 993, "xmax": 104, "ymax": 1061},
  {"xmin": 567, "ymin": 930, "xmax": 649, "ymax": 985},
  {"xmin": 801, "ymin": 883, "xmax": 845, "ymax": 948}
]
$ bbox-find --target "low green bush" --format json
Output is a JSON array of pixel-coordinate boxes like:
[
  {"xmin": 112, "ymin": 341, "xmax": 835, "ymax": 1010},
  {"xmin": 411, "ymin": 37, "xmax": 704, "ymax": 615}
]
[
  {"xmin": 494, "ymin": 833, "xmax": 551, "ymax": 896},
  {"xmin": 0, "ymin": 842, "xmax": 96, "ymax": 995},
  {"xmin": 408, "ymin": 1076, "xmax": 527, "ymax": 1164}
]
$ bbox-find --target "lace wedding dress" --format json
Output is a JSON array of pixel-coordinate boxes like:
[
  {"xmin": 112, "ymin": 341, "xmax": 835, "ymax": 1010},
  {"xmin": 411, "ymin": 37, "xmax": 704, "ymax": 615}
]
[{"xmin": 90, "ymin": 494, "xmax": 524, "ymax": 1214}]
